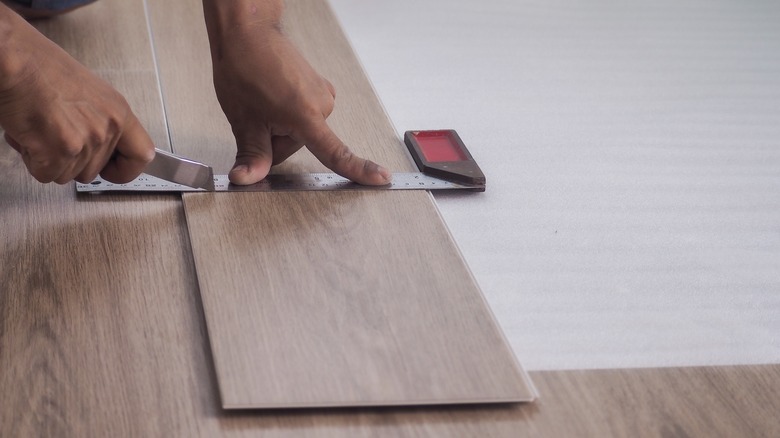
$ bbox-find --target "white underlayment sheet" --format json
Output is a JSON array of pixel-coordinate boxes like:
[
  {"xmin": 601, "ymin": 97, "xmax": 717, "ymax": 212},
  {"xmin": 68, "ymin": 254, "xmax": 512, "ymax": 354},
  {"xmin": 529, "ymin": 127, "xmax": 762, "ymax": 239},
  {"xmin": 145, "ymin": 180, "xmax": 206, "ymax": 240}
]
[{"xmin": 331, "ymin": 0, "xmax": 780, "ymax": 370}]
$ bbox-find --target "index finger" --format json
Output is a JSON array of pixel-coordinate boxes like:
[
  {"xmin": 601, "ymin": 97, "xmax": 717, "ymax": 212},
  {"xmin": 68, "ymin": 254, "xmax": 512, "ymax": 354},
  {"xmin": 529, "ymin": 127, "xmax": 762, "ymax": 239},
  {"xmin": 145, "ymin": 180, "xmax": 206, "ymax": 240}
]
[{"xmin": 303, "ymin": 121, "xmax": 391, "ymax": 186}]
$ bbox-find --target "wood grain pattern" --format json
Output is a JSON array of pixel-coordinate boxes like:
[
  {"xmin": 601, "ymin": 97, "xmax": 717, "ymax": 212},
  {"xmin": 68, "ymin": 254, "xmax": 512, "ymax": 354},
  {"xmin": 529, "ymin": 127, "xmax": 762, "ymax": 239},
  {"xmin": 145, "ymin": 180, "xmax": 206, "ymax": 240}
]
[
  {"xmin": 1, "ymin": 0, "xmax": 779, "ymax": 436},
  {"xmin": 146, "ymin": 0, "xmax": 533, "ymax": 408},
  {"xmin": 0, "ymin": 1, "xmax": 206, "ymax": 436}
]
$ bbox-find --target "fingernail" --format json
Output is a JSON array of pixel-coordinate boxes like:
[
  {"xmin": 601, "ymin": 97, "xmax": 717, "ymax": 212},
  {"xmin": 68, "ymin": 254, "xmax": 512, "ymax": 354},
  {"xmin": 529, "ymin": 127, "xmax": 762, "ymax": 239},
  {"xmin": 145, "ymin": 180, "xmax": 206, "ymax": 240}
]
[{"xmin": 231, "ymin": 164, "xmax": 248, "ymax": 174}]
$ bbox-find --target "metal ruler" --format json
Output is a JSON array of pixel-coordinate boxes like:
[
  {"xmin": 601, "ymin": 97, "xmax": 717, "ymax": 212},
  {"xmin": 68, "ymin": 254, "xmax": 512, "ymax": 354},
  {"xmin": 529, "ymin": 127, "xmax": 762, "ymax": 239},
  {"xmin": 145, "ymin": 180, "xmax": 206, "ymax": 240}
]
[
  {"xmin": 76, "ymin": 172, "xmax": 480, "ymax": 193},
  {"xmin": 76, "ymin": 130, "xmax": 486, "ymax": 194}
]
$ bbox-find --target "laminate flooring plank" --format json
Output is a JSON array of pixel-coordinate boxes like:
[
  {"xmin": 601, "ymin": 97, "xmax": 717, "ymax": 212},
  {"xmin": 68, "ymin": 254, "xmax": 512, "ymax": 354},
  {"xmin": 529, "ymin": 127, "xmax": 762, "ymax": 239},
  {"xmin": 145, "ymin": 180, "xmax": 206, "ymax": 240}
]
[
  {"xmin": 529, "ymin": 365, "xmax": 780, "ymax": 437},
  {"xmin": 193, "ymin": 365, "xmax": 780, "ymax": 437},
  {"xmin": 0, "ymin": 1, "xmax": 208, "ymax": 436},
  {"xmin": 146, "ymin": 0, "xmax": 534, "ymax": 408}
]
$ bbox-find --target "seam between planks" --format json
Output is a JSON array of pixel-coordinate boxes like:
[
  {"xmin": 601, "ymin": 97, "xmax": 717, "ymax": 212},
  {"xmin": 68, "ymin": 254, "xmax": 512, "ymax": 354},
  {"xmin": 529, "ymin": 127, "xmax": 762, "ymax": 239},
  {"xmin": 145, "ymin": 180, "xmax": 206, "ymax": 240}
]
[{"xmin": 141, "ymin": 0, "xmax": 175, "ymax": 155}]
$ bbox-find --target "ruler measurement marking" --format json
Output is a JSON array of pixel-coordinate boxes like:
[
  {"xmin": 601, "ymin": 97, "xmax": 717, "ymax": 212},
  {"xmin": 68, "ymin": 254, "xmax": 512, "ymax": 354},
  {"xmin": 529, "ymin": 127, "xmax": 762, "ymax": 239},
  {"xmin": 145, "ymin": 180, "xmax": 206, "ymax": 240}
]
[{"xmin": 75, "ymin": 173, "xmax": 481, "ymax": 193}]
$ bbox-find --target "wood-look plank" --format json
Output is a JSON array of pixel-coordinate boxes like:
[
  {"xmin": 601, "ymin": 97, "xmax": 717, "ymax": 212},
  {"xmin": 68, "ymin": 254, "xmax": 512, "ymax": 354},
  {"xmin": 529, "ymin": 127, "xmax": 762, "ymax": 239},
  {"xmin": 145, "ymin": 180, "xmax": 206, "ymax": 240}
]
[
  {"xmin": 529, "ymin": 365, "xmax": 780, "ymax": 437},
  {"xmin": 0, "ymin": 1, "xmax": 206, "ymax": 436},
  {"xmin": 146, "ymin": 0, "xmax": 533, "ymax": 408}
]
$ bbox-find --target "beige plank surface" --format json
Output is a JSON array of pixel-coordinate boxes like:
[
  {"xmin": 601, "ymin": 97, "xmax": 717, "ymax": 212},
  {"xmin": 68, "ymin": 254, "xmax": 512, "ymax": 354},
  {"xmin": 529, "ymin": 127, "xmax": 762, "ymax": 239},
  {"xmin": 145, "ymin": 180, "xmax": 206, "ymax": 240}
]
[
  {"xmin": 0, "ymin": 1, "xmax": 205, "ymax": 436},
  {"xmin": 534, "ymin": 365, "xmax": 780, "ymax": 437},
  {"xmin": 3, "ymin": 1, "xmax": 780, "ymax": 437},
  {"xmin": 146, "ymin": 0, "xmax": 533, "ymax": 408}
]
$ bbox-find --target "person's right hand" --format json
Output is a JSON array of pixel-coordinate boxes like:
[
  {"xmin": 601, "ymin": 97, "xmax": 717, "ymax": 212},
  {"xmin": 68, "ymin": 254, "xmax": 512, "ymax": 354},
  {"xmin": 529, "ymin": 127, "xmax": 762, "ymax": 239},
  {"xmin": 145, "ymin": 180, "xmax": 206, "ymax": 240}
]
[{"xmin": 0, "ymin": 5, "xmax": 154, "ymax": 184}]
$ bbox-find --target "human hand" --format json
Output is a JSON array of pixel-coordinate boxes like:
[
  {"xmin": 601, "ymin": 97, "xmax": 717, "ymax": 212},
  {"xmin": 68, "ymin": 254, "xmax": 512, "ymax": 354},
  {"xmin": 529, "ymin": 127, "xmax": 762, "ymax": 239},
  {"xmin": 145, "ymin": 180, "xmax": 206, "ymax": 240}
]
[
  {"xmin": 0, "ymin": 7, "xmax": 154, "ymax": 184},
  {"xmin": 207, "ymin": 19, "xmax": 391, "ymax": 186}
]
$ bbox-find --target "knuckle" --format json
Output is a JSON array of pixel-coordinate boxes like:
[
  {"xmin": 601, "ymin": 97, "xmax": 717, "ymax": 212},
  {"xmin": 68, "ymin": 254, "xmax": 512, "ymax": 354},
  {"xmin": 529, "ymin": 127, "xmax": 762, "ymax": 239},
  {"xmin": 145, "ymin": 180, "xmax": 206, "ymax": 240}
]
[
  {"xmin": 102, "ymin": 171, "xmax": 132, "ymax": 185},
  {"xmin": 28, "ymin": 166, "xmax": 56, "ymax": 183},
  {"xmin": 139, "ymin": 142, "xmax": 155, "ymax": 164},
  {"xmin": 301, "ymin": 102, "xmax": 324, "ymax": 121},
  {"xmin": 62, "ymin": 142, "xmax": 83, "ymax": 158},
  {"xmin": 32, "ymin": 175, "xmax": 54, "ymax": 184},
  {"xmin": 60, "ymin": 134, "xmax": 85, "ymax": 158},
  {"xmin": 330, "ymin": 146, "xmax": 354, "ymax": 167},
  {"xmin": 29, "ymin": 155, "xmax": 54, "ymax": 169},
  {"xmin": 104, "ymin": 118, "xmax": 122, "ymax": 143},
  {"xmin": 321, "ymin": 100, "xmax": 335, "ymax": 118},
  {"xmin": 234, "ymin": 144, "xmax": 269, "ymax": 161},
  {"xmin": 75, "ymin": 170, "xmax": 100, "ymax": 184},
  {"xmin": 111, "ymin": 89, "xmax": 131, "ymax": 109},
  {"xmin": 115, "ymin": 106, "xmax": 132, "ymax": 133},
  {"xmin": 54, "ymin": 175, "xmax": 72, "ymax": 185},
  {"xmin": 322, "ymin": 95, "xmax": 335, "ymax": 116},
  {"xmin": 323, "ymin": 79, "xmax": 336, "ymax": 98},
  {"xmin": 296, "ymin": 92, "xmax": 330, "ymax": 120}
]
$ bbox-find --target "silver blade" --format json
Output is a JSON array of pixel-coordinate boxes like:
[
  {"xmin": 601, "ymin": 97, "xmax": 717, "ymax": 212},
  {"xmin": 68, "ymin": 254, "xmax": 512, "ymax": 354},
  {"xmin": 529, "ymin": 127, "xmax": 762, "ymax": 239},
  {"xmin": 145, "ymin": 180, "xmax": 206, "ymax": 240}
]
[{"xmin": 143, "ymin": 148, "xmax": 215, "ymax": 191}]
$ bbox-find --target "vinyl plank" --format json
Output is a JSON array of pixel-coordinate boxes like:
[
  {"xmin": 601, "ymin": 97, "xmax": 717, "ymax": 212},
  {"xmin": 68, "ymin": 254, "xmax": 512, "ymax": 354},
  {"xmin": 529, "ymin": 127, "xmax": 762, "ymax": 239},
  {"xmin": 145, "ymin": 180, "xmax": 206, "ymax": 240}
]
[
  {"xmin": 30, "ymin": 0, "xmax": 156, "ymax": 72},
  {"xmin": 146, "ymin": 0, "xmax": 534, "ymax": 408},
  {"xmin": 0, "ymin": 1, "xmax": 205, "ymax": 435}
]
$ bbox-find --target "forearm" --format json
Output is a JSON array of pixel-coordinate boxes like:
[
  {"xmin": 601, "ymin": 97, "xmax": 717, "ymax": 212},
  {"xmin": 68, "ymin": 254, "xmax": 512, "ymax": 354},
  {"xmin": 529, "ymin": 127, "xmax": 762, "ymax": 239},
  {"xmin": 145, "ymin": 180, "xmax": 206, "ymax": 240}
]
[{"xmin": 202, "ymin": 0, "xmax": 283, "ymax": 57}]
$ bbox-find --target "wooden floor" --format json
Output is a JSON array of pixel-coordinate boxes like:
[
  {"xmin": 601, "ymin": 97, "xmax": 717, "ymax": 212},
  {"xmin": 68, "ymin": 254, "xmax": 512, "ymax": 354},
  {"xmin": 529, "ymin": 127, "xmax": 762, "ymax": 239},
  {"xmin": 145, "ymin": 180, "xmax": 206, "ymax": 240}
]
[{"xmin": 1, "ymin": 0, "xmax": 778, "ymax": 435}]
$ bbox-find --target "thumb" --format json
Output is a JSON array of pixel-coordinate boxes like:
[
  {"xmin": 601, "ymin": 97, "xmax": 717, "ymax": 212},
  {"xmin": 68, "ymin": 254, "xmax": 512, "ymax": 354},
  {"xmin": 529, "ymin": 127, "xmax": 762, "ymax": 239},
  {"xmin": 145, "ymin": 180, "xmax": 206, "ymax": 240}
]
[{"xmin": 229, "ymin": 130, "xmax": 274, "ymax": 185}]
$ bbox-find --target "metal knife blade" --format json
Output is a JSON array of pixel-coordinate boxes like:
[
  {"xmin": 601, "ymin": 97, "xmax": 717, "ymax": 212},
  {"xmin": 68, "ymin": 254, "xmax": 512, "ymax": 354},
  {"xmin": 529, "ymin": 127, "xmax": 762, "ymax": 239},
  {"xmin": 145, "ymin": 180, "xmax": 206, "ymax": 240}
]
[{"xmin": 143, "ymin": 148, "xmax": 215, "ymax": 191}]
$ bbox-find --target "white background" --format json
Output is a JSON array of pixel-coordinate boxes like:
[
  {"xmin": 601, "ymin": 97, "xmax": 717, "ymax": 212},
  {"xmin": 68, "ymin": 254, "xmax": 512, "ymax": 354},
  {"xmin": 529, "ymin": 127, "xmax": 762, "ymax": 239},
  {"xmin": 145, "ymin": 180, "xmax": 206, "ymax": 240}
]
[{"xmin": 330, "ymin": 0, "xmax": 780, "ymax": 370}]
